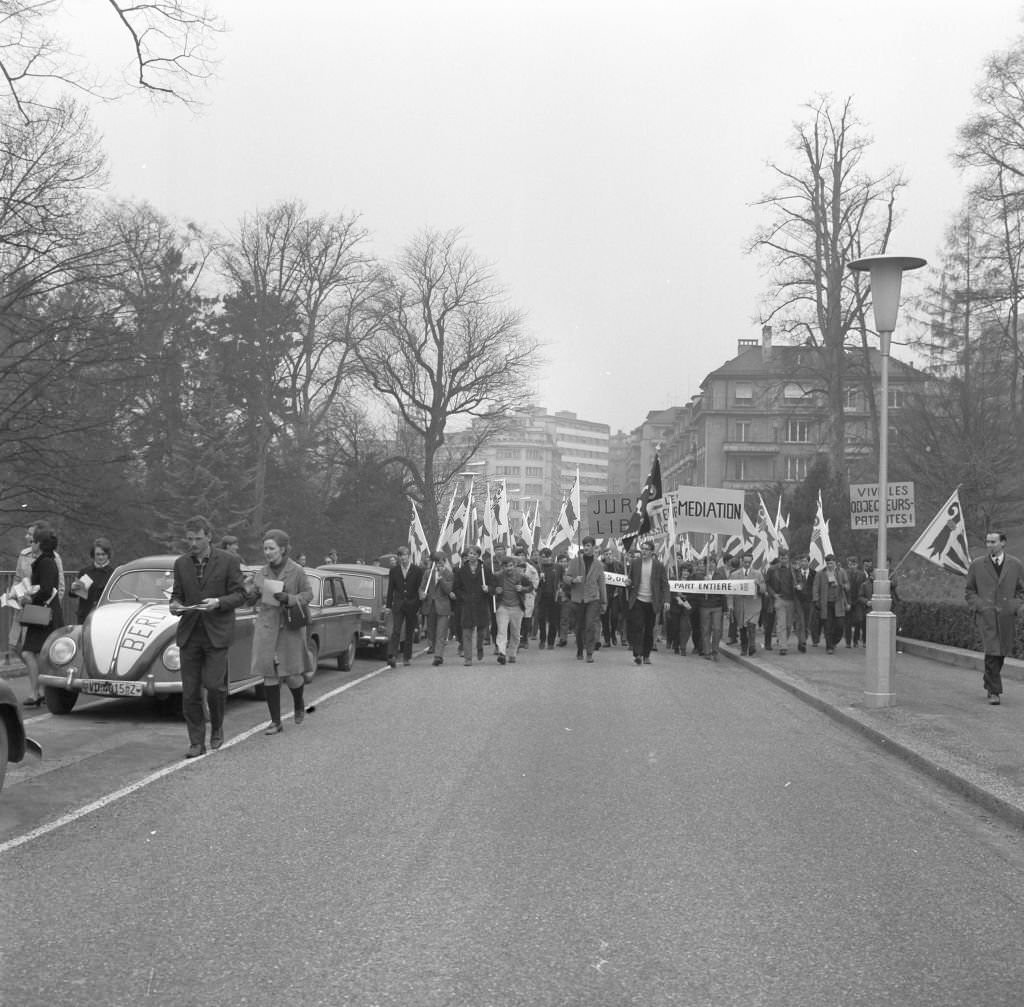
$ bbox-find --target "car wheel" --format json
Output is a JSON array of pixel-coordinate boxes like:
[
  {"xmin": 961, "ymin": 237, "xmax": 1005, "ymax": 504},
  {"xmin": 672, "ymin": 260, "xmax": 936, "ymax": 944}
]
[
  {"xmin": 44, "ymin": 686, "xmax": 78, "ymax": 715},
  {"xmin": 338, "ymin": 634, "xmax": 357, "ymax": 671},
  {"xmin": 0, "ymin": 716, "xmax": 8, "ymax": 793}
]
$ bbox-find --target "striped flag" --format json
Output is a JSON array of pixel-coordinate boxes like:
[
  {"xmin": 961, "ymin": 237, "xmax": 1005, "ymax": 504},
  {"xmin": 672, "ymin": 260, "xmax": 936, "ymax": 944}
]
[{"xmin": 408, "ymin": 499, "xmax": 430, "ymax": 564}]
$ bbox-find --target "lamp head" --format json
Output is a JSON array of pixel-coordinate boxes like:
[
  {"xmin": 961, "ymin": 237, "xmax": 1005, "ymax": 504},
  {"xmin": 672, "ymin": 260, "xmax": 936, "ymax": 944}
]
[{"xmin": 848, "ymin": 254, "xmax": 926, "ymax": 332}]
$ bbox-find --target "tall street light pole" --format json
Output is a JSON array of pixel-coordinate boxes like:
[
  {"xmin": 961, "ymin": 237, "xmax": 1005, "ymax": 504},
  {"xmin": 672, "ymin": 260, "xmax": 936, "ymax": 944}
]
[{"xmin": 848, "ymin": 254, "xmax": 926, "ymax": 708}]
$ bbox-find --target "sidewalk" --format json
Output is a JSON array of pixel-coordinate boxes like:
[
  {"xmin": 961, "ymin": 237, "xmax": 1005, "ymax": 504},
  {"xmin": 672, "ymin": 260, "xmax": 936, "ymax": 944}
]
[{"xmin": 722, "ymin": 635, "xmax": 1024, "ymax": 830}]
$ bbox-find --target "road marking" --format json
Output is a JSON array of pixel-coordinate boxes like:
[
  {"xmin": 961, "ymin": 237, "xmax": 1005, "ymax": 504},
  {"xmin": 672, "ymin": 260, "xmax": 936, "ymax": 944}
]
[{"xmin": 0, "ymin": 664, "xmax": 391, "ymax": 856}]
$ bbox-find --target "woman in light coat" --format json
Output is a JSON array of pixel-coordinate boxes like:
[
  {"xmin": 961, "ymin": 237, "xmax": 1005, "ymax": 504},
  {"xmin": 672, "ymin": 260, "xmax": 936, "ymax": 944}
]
[{"xmin": 251, "ymin": 529, "xmax": 314, "ymax": 734}]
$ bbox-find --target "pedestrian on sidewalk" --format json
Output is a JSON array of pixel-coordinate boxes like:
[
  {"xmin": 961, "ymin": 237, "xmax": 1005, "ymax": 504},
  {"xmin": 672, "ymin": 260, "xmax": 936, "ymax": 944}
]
[
  {"xmin": 251, "ymin": 529, "xmax": 314, "ymax": 735},
  {"xmin": 965, "ymin": 531, "xmax": 1024, "ymax": 705},
  {"xmin": 792, "ymin": 553, "xmax": 812, "ymax": 652},
  {"xmin": 844, "ymin": 556, "xmax": 868, "ymax": 648},
  {"xmin": 169, "ymin": 516, "xmax": 248, "ymax": 758}
]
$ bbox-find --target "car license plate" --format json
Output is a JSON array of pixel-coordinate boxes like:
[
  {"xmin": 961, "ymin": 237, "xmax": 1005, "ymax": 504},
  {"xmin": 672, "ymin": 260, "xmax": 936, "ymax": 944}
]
[{"xmin": 79, "ymin": 679, "xmax": 145, "ymax": 698}]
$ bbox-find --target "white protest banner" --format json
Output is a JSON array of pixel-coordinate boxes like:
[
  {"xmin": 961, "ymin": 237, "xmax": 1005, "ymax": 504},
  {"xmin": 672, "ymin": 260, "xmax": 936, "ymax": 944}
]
[
  {"xmin": 849, "ymin": 481, "xmax": 916, "ymax": 530},
  {"xmin": 604, "ymin": 572, "xmax": 630, "ymax": 588},
  {"xmin": 669, "ymin": 578, "xmax": 755, "ymax": 595},
  {"xmin": 671, "ymin": 486, "xmax": 745, "ymax": 537},
  {"xmin": 587, "ymin": 494, "xmax": 637, "ymax": 538}
]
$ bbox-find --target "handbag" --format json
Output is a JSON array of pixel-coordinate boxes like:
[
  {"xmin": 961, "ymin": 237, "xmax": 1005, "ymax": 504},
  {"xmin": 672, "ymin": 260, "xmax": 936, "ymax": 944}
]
[
  {"xmin": 20, "ymin": 604, "xmax": 53, "ymax": 627},
  {"xmin": 283, "ymin": 602, "xmax": 310, "ymax": 630}
]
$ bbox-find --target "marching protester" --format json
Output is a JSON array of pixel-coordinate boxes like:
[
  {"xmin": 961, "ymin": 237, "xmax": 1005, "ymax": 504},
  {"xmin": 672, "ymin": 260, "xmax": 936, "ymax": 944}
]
[
  {"xmin": 515, "ymin": 547, "xmax": 540, "ymax": 650},
  {"xmin": 421, "ymin": 551, "xmax": 455, "ymax": 666},
  {"xmin": 814, "ymin": 553, "xmax": 850, "ymax": 655},
  {"xmin": 626, "ymin": 540, "xmax": 670, "ymax": 665},
  {"xmin": 965, "ymin": 531, "xmax": 1024, "ymax": 705},
  {"xmin": 555, "ymin": 553, "xmax": 572, "ymax": 647},
  {"xmin": 564, "ymin": 536, "xmax": 607, "ymax": 663},
  {"xmin": 169, "ymin": 516, "xmax": 248, "ymax": 758},
  {"xmin": 493, "ymin": 554, "xmax": 534, "ymax": 664},
  {"xmin": 384, "ymin": 545, "xmax": 423, "ymax": 668},
  {"xmin": 453, "ymin": 545, "xmax": 494, "ymax": 666},
  {"xmin": 696, "ymin": 554, "xmax": 729, "ymax": 661},
  {"xmin": 730, "ymin": 551, "xmax": 763, "ymax": 657},
  {"xmin": 844, "ymin": 556, "xmax": 868, "ymax": 648},
  {"xmin": 250, "ymin": 529, "xmax": 314, "ymax": 735},
  {"xmin": 533, "ymin": 547, "xmax": 561, "ymax": 649},
  {"xmin": 792, "ymin": 553, "xmax": 813, "ymax": 653},
  {"xmin": 765, "ymin": 550, "xmax": 797, "ymax": 656}
]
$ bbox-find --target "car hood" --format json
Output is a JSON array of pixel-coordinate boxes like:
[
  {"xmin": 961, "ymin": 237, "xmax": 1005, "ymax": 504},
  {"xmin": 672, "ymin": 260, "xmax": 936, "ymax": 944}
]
[{"xmin": 86, "ymin": 601, "xmax": 178, "ymax": 679}]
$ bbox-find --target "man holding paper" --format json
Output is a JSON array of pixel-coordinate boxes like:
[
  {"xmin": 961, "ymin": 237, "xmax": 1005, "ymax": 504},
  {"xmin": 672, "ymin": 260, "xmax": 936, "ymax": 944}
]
[{"xmin": 169, "ymin": 516, "xmax": 248, "ymax": 758}]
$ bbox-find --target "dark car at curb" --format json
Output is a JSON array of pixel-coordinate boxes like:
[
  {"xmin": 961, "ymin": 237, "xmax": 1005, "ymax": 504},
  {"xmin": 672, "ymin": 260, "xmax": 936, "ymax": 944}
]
[
  {"xmin": 318, "ymin": 564, "xmax": 392, "ymax": 655},
  {"xmin": 0, "ymin": 678, "xmax": 42, "ymax": 794}
]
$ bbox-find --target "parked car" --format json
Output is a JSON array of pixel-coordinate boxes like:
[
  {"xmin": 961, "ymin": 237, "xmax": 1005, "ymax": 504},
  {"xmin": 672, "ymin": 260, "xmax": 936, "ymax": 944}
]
[
  {"xmin": 319, "ymin": 563, "xmax": 392, "ymax": 655},
  {"xmin": 35, "ymin": 556, "xmax": 363, "ymax": 715},
  {"xmin": 0, "ymin": 678, "xmax": 42, "ymax": 794}
]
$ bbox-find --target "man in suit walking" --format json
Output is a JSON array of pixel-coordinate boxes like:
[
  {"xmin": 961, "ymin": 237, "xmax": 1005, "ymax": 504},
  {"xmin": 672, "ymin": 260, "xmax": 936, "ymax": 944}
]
[
  {"xmin": 626, "ymin": 541, "xmax": 670, "ymax": 665},
  {"xmin": 385, "ymin": 545, "xmax": 424, "ymax": 667},
  {"xmin": 169, "ymin": 516, "xmax": 248, "ymax": 758},
  {"xmin": 965, "ymin": 531, "xmax": 1024, "ymax": 705}
]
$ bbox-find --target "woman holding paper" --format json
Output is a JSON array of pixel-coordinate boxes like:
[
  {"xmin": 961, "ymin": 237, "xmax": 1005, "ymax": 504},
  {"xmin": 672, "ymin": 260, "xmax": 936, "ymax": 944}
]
[
  {"xmin": 250, "ymin": 529, "xmax": 314, "ymax": 734},
  {"xmin": 72, "ymin": 538, "xmax": 114, "ymax": 623}
]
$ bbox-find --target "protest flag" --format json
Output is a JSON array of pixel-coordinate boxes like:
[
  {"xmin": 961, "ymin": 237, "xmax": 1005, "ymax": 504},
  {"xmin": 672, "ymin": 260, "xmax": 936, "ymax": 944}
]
[{"xmin": 907, "ymin": 489, "xmax": 971, "ymax": 576}]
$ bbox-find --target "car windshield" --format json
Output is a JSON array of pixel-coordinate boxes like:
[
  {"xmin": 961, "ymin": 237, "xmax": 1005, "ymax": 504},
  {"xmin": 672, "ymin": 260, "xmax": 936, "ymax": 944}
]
[
  {"xmin": 106, "ymin": 569, "xmax": 175, "ymax": 603},
  {"xmin": 340, "ymin": 573, "xmax": 377, "ymax": 602}
]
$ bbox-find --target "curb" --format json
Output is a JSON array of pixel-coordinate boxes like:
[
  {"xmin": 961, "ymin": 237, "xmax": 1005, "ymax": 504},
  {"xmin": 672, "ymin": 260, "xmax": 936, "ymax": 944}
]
[{"xmin": 722, "ymin": 647, "xmax": 1024, "ymax": 832}]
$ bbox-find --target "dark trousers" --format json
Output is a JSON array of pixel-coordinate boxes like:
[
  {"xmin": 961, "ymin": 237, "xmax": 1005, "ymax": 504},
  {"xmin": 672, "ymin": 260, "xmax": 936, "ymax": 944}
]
[
  {"xmin": 180, "ymin": 626, "xmax": 229, "ymax": 746},
  {"xmin": 825, "ymin": 604, "xmax": 844, "ymax": 650},
  {"xmin": 573, "ymin": 600, "xmax": 602, "ymax": 656},
  {"xmin": 389, "ymin": 602, "xmax": 420, "ymax": 662},
  {"xmin": 535, "ymin": 596, "xmax": 559, "ymax": 646},
  {"xmin": 984, "ymin": 654, "xmax": 1005, "ymax": 696},
  {"xmin": 628, "ymin": 600, "xmax": 657, "ymax": 658}
]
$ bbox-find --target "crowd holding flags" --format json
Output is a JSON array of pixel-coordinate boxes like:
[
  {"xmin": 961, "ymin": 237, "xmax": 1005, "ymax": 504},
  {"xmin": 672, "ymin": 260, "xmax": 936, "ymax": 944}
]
[{"xmin": 418, "ymin": 460, "xmax": 980, "ymax": 587}]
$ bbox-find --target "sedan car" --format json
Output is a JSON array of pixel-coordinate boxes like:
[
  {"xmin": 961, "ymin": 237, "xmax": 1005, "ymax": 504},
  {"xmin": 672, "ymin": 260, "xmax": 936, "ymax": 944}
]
[
  {"xmin": 36, "ymin": 556, "xmax": 363, "ymax": 715},
  {"xmin": 0, "ymin": 678, "xmax": 42, "ymax": 794},
  {"xmin": 319, "ymin": 563, "xmax": 392, "ymax": 655}
]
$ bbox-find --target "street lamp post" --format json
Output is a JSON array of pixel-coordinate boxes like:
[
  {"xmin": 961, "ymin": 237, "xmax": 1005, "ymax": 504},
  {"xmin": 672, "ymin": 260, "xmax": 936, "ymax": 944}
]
[{"xmin": 848, "ymin": 254, "xmax": 926, "ymax": 708}]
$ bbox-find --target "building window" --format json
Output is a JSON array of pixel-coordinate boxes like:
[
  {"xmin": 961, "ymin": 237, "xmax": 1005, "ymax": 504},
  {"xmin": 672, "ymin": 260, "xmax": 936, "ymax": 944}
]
[
  {"xmin": 887, "ymin": 387, "xmax": 905, "ymax": 409},
  {"xmin": 734, "ymin": 458, "xmax": 748, "ymax": 481},
  {"xmin": 496, "ymin": 448, "xmax": 520, "ymax": 459},
  {"xmin": 785, "ymin": 419, "xmax": 811, "ymax": 443},
  {"xmin": 844, "ymin": 386, "xmax": 859, "ymax": 410},
  {"xmin": 525, "ymin": 466, "xmax": 543, "ymax": 477},
  {"xmin": 734, "ymin": 382, "xmax": 753, "ymax": 402},
  {"xmin": 735, "ymin": 421, "xmax": 751, "ymax": 442},
  {"xmin": 524, "ymin": 483, "xmax": 543, "ymax": 495},
  {"xmin": 496, "ymin": 465, "xmax": 521, "ymax": 476},
  {"xmin": 785, "ymin": 456, "xmax": 810, "ymax": 481},
  {"xmin": 783, "ymin": 383, "xmax": 805, "ymax": 400},
  {"xmin": 525, "ymin": 449, "xmax": 543, "ymax": 460}
]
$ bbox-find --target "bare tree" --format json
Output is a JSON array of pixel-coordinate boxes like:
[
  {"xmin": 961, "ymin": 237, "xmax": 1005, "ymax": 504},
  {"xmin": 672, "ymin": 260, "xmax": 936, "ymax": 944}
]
[
  {"xmin": 357, "ymin": 228, "xmax": 539, "ymax": 542},
  {"xmin": 750, "ymin": 95, "xmax": 905, "ymax": 494},
  {"xmin": 0, "ymin": 0, "xmax": 223, "ymax": 122}
]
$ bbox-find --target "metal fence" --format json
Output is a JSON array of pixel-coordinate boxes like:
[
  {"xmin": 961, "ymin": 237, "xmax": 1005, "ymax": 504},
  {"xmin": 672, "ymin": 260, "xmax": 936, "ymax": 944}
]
[{"xmin": 1, "ymin": 571, "xmax": 79, "ymax": 660}]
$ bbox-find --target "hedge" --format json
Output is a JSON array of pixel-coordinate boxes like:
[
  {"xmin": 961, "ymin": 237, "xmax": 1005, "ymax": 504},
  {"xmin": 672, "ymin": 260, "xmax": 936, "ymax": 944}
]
[{"xmin": 897, "ymin": 600, "xmax": 1024, "ymax": 657}]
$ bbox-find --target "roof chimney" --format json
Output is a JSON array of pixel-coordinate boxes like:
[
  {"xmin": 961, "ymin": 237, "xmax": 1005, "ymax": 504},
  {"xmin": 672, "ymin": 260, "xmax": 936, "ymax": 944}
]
[{"xmin": 761, "ymin": 324, "xmax": 773, "ymax": 358}]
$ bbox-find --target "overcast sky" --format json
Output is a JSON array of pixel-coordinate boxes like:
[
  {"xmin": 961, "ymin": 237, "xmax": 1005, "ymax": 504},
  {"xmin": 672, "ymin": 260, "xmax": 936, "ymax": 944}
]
[{"xmin": 84, "ymin": 0, "xmax": 1024, "ymax": 434}]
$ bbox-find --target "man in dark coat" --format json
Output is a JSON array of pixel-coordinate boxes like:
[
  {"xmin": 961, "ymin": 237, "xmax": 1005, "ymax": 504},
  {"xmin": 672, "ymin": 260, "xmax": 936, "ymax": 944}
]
[
  {"xmin": 965, "ymin": 531, "xmax": 1024, "ymax": 705},
  {"xmin": 626, "ymin": 541, "xmax": 670, "ymax": 664},
  {"xmin": 170, "ymin": 515, "xmax": 248, "ymax": 758},
  {"xmin": 385, "ymin": 545, "xmax": 424, "ymax": 668},
  {"xmin": 453, "ymin": 545, "xmax": 494, "ymax": 666}
]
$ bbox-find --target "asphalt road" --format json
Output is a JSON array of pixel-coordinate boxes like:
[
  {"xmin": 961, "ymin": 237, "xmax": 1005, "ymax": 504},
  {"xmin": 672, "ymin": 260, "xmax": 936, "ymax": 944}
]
[{"xmin": 3, "ymin": 645, "xmax": 1024, "ymax": 1006}]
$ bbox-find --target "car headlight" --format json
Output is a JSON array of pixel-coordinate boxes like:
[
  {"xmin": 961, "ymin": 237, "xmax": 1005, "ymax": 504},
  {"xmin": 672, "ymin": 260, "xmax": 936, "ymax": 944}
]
[
  {"xmin": 47, "ymin": 636, "xmax": 78, "ymax": 666},
  {"xmin": 162, "ymin": 645, "xmax": 181, "ymax": 672}
]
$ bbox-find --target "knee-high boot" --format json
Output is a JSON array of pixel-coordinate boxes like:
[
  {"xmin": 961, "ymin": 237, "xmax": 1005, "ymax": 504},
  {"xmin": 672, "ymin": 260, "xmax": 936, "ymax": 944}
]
[
  {"xmin": 289, "ymin": 684, "xmax": 305, "ymax": 725},
  {"xmin": 264, "ymin": 683, "xmax": 282, "ymax": 733}
]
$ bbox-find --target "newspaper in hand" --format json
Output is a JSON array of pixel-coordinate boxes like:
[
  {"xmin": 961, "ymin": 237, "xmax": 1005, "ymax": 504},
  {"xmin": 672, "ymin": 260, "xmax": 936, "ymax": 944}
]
[{"xmin": 71, "ymin": 573, "xmax": 93, "ymax": 599}]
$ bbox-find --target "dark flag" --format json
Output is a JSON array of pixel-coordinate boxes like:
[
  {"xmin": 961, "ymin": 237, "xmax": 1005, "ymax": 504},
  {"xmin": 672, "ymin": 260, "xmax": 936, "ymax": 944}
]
[{"xmin": 622, "ymin": 455, "xmax": 662, "ymax": 550}]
